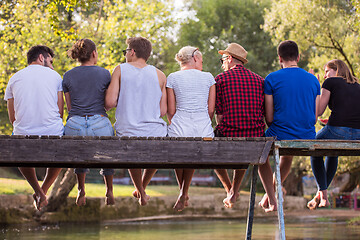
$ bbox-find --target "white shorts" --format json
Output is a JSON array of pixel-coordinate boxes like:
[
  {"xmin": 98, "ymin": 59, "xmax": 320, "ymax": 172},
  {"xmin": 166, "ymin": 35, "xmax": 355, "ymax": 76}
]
[{"xmin": 168, "ymin": 110, "xmax": 214, "ymax": 137}]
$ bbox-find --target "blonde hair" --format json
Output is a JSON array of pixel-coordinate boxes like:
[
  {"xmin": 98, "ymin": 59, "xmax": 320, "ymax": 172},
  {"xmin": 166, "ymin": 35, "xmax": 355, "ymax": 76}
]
[
  {"xmin": 326, "ymin": 59, "xmax": 358, "ymax": 84},
  {"xmin": 175, "ymin": 46, "xmax": 202, "ymax": 66}
]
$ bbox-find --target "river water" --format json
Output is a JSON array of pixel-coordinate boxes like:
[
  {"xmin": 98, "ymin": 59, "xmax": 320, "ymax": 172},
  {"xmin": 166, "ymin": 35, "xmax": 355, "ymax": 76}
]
[{"xmin": 1, "ymin": 216, "xmax": 360, "ymax": 240}]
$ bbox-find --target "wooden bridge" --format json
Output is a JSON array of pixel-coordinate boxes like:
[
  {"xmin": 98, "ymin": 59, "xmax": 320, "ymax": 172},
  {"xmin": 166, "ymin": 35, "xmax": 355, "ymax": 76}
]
[{"xmin": 0, "ymin": 134, "xmax": 360, "ymax": 240}]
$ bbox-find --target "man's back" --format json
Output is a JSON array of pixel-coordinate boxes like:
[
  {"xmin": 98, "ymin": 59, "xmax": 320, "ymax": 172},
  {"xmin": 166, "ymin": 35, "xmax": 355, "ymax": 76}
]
[
  {"xmin": 4, "ymin": 65, "xmax": 63, "ymax": 135},
  {"xmin": 215, "ymin": 64, "xmax": 265, "ymax": 137},
  {"xmin": 264, "ymin": 67, "xmax": 320, "ymax": 140},
  {"xmin": 114, "ymin": 63, "xmax": 167, "ymax": 137}
]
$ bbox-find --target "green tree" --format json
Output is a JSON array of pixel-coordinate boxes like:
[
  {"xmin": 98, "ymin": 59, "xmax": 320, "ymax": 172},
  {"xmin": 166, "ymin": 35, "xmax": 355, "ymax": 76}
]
[
  {"xmin": 176, "ymin": 0, "xmax": 277, "ymax": 78},
  {"xmin": 264, "ymin": 0, "xmax": 360, "ymax": 77}
]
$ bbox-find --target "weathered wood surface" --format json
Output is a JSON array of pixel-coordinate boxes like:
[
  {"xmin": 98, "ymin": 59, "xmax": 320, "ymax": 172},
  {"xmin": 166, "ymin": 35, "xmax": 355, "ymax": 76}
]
[
  {"xmin": 0, "ymin": 135, "xmax": 274, "ymax": 169},
  {"xmin": 275, "ymin": 140, "xmax": 360, "ymax": 156}
]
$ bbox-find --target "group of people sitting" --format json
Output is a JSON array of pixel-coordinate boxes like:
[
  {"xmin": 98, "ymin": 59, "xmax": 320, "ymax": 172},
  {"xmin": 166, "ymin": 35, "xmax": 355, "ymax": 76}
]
[{"xmin": 4, "ymin": 36, "xmax": 360, "ymax": 213}]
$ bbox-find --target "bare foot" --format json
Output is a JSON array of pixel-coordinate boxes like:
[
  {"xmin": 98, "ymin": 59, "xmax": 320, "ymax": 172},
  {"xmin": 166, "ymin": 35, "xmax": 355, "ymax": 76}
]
[
  {"xmin": 105, "ymin": 190, "xmax": 115, "ymax": 205},
  {"xmin": 223, "ymin": 192, "xmax": 240, "ymax": 208},
  {"xmin": 173, "ymin": 194, "xmax": 187, "ymax": 212},
  {"xmin": 259, "ymin": 193, "xmax": 277, "ymax": 212},
  {"xmin": 259, "ymin": 194, "xmax": 269, "ymax": 210},
  {"xmin": 184, "ymin": 196, "xmax": 189, "ymax": 207},
  {"xmin": 318, "ymin": 190, "xmax": 330, "ymax": 208},
  {"xmin": 132, "ymin": 189, "xmax": 140, "ymax": 199},
  {"xmin": 76, "ymin": 189, "xmax": 86, "ymax": 206},
  {"xmin": 318, "ymin": 198, "xmax": 330, "ymax": 208},
  {"xmin": 264, "ymin": 203, "xmax": 277, "ymax": 213},
  {"xmin": 307, "ymin": 194, "xmax": 320, "ymax": 210},
  {"xmin": 33, "ymin": 193, "xmax": 48, "ymax": 211},
  {"xmin": 138, "ymin": 193, "xmax": 150, "ymax": 206}
]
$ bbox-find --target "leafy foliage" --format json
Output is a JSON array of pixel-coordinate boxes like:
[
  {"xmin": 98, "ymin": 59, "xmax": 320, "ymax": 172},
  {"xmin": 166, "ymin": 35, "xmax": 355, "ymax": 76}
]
[{"xmin": 176, "ymin": 0, "xmax": 277, "ymax": 78}]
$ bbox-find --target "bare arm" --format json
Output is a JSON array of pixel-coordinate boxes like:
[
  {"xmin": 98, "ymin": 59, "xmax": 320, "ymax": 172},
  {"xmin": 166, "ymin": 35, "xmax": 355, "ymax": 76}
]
[
  {"xmin": 57, "ymin": 91, "xmax": 64, "ymax": 119},
  {"xmin": 64, "ymin": 92, "xmax": 71, "ymax": 112},
  {"xmin": 265, "ymin": 94, "xmax": 274, "ymax": 126},
  {"xmin": 216, "ymin": 114, "xmax": 223, "ymax": 125},
  {"xmin": 317, "ymin": 88, "xmax": 330, "ymax": 117},
  {"xmin": 7, "ymin": 98, "xmax": 15, "ymax": 124},
  {"xmin": 105, "ymin": 65, "xmax": 121, "ymax": 111},
  {"xmin": 208, "ymin": 85, "xmax": 216, "ymax": 120},
  {"xmin": 166, "ymin": 88, "xmax": 176, "ymax": 124},
  {"xmin": 157, "ymin": 68, "xmax": 167, "ymax": 117}
]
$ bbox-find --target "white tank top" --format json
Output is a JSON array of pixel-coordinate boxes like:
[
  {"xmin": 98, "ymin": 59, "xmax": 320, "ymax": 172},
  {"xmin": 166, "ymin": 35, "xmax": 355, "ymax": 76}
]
[{"xmin": 114, "ymin": 63, "xmax": 167, "ymax": 137}]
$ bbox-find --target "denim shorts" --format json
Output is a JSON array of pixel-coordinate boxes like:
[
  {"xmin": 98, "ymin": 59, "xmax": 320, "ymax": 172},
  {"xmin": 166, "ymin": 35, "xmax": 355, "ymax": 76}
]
[
  {"xmin": 316, "ymin": 125, "xmax": 360, "ymax": 140},
  {"xmin": 65, "ymin": 115, "xmax": 115, "ymax": 176}
]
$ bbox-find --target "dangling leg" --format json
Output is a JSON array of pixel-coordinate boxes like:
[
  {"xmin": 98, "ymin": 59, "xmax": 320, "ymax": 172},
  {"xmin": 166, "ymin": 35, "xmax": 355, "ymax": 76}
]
[
  {"xmin": 132, "ymin": 169, "xmax": 157, "ymax": 199},
  {"xmin": 214, "ymin": 169, "xmax": 232, "ymax": 194},
  {"xmin": 310, "ymin": 156, "xmax": 327, "ymax": 209},
  {"xmin": 41, "ymin": 168, "xmax": 62, "ymax": 194},
  {"xmin": 129, "ymin": 169, "xmax": 150, "ymax": 206},
  {"xmin": 174, "ymin": 169, "xmax": 194, "ymax": 211},
  {"xmin": 75, "ymin": 171, "xmax": 87, "ymax": 206},
  {"xmin": 258, "ymin": 157, "xmax": 275, "ymax": 211},
  {"xmin": 18, "ymin": 167, "xmax": 47, "ymax": 211},
  {"xmin": 102, "ymin": 169, "xmax": 115, "ymax": 205},
  {"xmin": 317, "ymin": 156, "xmax": 337, "ymax": 208},
  {"xmin": 223, "ymin": 169, "xmax": 245, "ymax": 208}
]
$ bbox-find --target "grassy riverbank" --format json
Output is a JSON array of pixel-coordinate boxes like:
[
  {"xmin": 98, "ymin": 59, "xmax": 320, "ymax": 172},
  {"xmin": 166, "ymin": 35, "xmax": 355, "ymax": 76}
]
[{"xmin": 0, "ymin": 177, "xmax": 232, "ymax": 197}]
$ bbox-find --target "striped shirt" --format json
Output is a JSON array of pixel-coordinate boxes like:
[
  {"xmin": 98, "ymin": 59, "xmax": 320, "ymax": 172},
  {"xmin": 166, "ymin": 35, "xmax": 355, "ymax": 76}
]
[
  {"xmin": 166, "ymin": 69, "xmax": 215, "ymax": 112},
  {"xmin": 215, "ymin": 64, "xmax": 265, "ymax": 137}
]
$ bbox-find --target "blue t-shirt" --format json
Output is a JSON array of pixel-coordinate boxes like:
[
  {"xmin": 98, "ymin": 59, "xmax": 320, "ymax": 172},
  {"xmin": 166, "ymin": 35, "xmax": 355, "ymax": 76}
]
[
  {"xmin": 63, "ymin": 66, "xmax": 111, "ymax": 118},
  {"xmin": 264, "ymin": 68, "xmax": 320, "ymax": 140}
]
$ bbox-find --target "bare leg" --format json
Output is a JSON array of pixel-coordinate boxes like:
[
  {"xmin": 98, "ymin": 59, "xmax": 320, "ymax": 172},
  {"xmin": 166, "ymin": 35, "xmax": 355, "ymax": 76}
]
[
  {"xmin": 41, "ymin": 168, "xmax": 62, "ymax": 194},
  {"xmin": 18, "ymin": 167, "xmax": 47, "ymax": 211},
  {"xmin": 258, "ymin": 157, "xmax": 276, "ymax": 212},
  {"xmin": 274, "ymin": 155, "xmax": 293, "ymax": 186},
  {"xmin": 76, "ymin": 173, "xmax": 86, "ymax": 206},
  {"xmin": 104, "ymin": 174, "xmax": 115, "ymax": 205},
  {"xmin": 129, "ymin": 169, "xmax": 150, "ymax": 206},
  {"xmin": 174, "ymin": 169, "xmax": 194, "ymax": 211},
  {"xmin": 269, "ymin": 155, "xmax": 293, "ymax": 212},
  {"xmin": 223, "ymin": 169, "xmax": 245, "ymax": 208},
  {"xmin": 132, "ymin": 169, "xmax": 157, "ymax": 199},
  {"xmin": 174, "ymin": 169, "xmax": 184, "ymax": 189},
  {"xmin": 214, "ymin": 169, "xmax": 232, "ymax": 194},
  {"xmin": 318, "ymin": 189, "xmax": 330, "ymax": 207}
]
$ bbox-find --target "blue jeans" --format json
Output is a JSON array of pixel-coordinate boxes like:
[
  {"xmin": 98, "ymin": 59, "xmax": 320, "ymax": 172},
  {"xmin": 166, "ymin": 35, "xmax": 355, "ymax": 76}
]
[
  {"xmin": 311, "ymin": 125, "xmax": 360, "ymax": 191},
  {"xmin": 65, "ymin": 115, "xmax": 115, "ymax": 176}
]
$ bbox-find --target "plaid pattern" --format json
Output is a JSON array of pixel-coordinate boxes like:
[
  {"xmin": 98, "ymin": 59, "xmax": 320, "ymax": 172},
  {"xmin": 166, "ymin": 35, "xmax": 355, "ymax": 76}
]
[{"xmin": 215, "ymin": 64, "xmax": 265, "ymax": 137}]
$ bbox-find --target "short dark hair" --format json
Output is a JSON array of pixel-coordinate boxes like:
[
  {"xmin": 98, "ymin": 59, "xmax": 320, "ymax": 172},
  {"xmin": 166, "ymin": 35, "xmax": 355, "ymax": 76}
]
[
  {"xmin": 27, "ymin": 45, "xmax": 54, "ymax": 65},
  {"xmin": 277, "ymin": 40, "xmax": 299, "ymax": 61},
  {"xmin": 126, "ymin": 37, "xmax": 152, "ymax": 61},
  {"xmin": 67, "ymin": 39, "xmax": 96, "ymax": 63}
]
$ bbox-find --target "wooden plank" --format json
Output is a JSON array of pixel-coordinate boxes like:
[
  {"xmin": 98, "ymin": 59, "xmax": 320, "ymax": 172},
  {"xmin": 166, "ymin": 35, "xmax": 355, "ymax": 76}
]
[
  {"xmin": 0, "ymin": 135, "xmax": 275, "ymax": 169},
  {"xmin": 274, "ymin": 140, "xmax": 360, "ymax": 156}
]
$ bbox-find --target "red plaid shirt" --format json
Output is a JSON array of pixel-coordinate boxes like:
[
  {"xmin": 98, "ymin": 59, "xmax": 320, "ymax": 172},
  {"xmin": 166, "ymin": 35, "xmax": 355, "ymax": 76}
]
[{"xmin": 215, "ymin": 64, "xmax": 265, "ymax": 137}]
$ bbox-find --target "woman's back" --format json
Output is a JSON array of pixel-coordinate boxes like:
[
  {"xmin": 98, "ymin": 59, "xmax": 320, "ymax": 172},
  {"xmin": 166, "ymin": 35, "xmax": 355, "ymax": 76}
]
[
  {"xmin": 63, "ymin": 65, "xmax": 110, "ymax": 117},
  {"xmin": 167, "ymin": 69, "xmax": 214, "ymax": 112},
  {"xmin": 323, "ymin": 77, "xmax": 360, "ymax": 129}
]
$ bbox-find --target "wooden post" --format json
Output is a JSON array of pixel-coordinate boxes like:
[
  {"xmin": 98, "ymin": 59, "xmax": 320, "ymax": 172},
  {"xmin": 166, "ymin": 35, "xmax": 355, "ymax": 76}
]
[
  {"xmin": 245, "ymin": 165, "xmax": 258, "ymax": 240},
  {"xmin": 274, "ymin": 144, "xmax": 286, "ymax": 240}
]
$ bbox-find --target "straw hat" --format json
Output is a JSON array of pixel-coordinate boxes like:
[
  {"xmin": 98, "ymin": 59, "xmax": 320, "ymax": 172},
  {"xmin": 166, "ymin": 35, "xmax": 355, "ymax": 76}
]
[{"xmin": 218, "ymin": 43, "xmax": 248, "ymax": 64}]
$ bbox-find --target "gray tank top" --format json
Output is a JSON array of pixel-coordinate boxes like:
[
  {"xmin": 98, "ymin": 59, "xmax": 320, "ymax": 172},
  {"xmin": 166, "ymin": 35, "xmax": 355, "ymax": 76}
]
[{"xmin": 114, "ymin": 63, "xmax": 167, "ymax": 137}]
